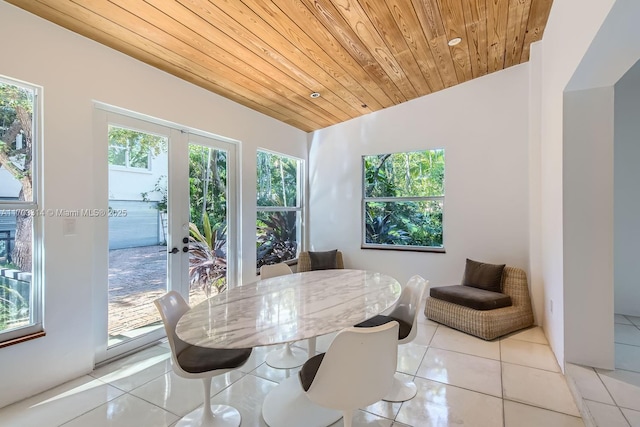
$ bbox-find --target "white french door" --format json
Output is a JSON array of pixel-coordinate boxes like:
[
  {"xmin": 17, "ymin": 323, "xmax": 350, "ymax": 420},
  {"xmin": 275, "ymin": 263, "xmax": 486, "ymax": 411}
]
[{"xmin": 94, "ymin": 108, "xmax": 237, "ymax": 364}]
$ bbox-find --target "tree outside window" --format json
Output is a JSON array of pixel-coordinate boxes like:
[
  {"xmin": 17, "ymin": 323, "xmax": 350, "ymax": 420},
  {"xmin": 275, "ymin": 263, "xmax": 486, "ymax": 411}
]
[
  {"xmin": 108, "ymin": 126, "xmax": 161, "ymax": 170},
  {"xmin": 0, "ymin": 77, "xmax": 41, "ymax": 341},
  {"xmin": 363, "ymin": 149, "xmax": 445, "ymax": 251},
  {"xmin": 256, "ymin": 150, "xmax": 302, "ymax": 268}
]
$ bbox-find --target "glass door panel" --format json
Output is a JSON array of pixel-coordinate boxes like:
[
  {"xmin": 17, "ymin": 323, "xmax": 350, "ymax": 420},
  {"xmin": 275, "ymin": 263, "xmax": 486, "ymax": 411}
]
[
  {"xmin": 107, "ymin": 124, "xmax": 169, "ymax": 348},
  {"xmin": 187, "ymin": 135, "xmax": 234, "ymax": 305}
]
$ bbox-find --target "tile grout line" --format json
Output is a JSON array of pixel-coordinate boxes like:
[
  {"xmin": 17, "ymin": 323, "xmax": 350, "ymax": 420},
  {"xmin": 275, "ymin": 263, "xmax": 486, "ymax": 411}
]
[
  {"xmin": 582, "ymin": 398, "xmax": 632, "ymax": 427},
  {"xmin": 578, "ymin": 315, "xmax": 640, "ymax": 426},
  {"xmin": 103, "ymin": 350, "xmax": 181, "ymax": 416},
  {"xmin": 499, "ymin": 337, "xmax": 506, "ymax": 427},
  {"xmin": 504, "ymin": 396, "xmax": 586, "ymax": 420},
  {"xmin": 565, "ymin": 362, "xmax": 598, "ymax": 427}
]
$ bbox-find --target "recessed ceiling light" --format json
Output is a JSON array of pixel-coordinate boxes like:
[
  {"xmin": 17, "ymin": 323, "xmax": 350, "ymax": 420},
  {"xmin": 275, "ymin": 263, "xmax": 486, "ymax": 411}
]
[
  {"xmin": 447, "ymin": 37, "xmax": 462, "ymax": 46},
  {"xmin": 310, "ymin": 92, "xmax": 320, "ymax": 98}
]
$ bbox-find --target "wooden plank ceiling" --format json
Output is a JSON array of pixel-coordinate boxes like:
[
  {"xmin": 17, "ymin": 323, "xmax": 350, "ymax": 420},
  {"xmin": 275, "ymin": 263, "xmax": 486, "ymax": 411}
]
[{"xmin": 7, "ymin": 0, "xmax": 553, "ymax": 132}]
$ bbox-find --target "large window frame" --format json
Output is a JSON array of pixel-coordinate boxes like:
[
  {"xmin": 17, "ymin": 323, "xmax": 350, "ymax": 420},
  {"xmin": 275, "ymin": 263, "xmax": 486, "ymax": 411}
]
[
  {"xmin": 362, "ymin": 149, "xmax": 445, "ymax": 253},
  {"xmin": 256, "ymin": 149, "xmax": 303, "ymax": 269},
  {"xmin": 0, "ymin": 75, "xmax": 43, "ymax": 346}
]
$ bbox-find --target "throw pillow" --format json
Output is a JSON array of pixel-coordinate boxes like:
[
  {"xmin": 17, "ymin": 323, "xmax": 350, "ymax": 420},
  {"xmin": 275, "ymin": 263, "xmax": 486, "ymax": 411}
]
[
  {"xmin": 309, "ymin": 249, "xmax": 338, "ymax": 270},
  {"xmin": 462, "ymin": 258, "xmax": 505, "ymax": 293}
]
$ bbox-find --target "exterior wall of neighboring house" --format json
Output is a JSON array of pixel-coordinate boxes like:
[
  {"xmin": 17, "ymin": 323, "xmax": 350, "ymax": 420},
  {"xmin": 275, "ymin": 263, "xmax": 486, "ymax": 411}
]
[
  {"xmin": 108, "ymin": 151, "xmax": 169, "ymax": 249},
  {"xmin": 0, "ymin": 167, "xmax": 21, "ymax": 199},
  {"xmin": 0, "ymin": 167, "xmax": 21, "ymax": 261}
]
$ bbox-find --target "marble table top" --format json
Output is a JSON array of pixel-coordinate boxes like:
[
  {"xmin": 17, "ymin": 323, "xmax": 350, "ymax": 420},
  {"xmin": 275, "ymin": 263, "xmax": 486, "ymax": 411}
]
[{"xmin": 175, "ymin": 269, "xmax": 401, "ymax": 349}]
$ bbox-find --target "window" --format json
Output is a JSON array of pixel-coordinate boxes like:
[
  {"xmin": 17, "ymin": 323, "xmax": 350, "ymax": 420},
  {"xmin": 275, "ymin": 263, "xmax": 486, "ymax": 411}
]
[
  {"xmin": 108, "ymin": 126, "xmax": 160, "ymax": 170},
  {"xmin": 256, "ymin": 150, "xmax": 302, "ymax": 268},
  {"xmin": 0, "ymin": 76, "xmax": 42, "ymax": 344},
  {"xmin": 362, "ymin": 149, "xmax": 445, "ymax": 251}
]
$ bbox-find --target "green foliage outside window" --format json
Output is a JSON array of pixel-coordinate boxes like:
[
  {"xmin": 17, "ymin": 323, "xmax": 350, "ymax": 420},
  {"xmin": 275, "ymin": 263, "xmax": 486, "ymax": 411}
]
[
  {"xmin": 256, "ymin": 151, "xmax": 300, "ymax": 268},
  {"xmin": 363, "ymin": 149, "xmax": 444, "ymax": 249},
  {"xmin": 108, "ymin": 126, "xmax": 166, "ymax": 169},
  {"xmin": 0, "ymin": 280, "xmax": 28, "ymax": 332},
  {"xmin": 257, "ymin": 151, "xmax": 298, "ymax": 207},
  {"xmin": 188, "ymin": 146, "xmax": 229, "ymax": 292},
  {"xmin": 189, "ymin": 145, "xmax": 227, "ymax": 233}
]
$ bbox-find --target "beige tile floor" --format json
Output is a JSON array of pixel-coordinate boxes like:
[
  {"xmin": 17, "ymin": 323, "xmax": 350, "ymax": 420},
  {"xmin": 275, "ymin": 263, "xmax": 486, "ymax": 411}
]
[
  {"xmin": 566, "ymin": 314, "xmax": 640, "ymax": 427},
  {"xmin": 0, "ymin": 315, "xmax": 586, "ymax": 427}
]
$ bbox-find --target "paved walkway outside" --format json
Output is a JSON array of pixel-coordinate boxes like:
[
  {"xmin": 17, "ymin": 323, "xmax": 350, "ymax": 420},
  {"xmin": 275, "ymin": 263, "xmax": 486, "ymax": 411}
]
[{"xmin": 108, "ymin": 245, "xmax": 212, "ymax": 337}]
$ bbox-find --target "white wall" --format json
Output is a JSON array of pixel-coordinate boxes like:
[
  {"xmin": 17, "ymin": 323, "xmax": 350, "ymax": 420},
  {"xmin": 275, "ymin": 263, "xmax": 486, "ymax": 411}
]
[
  {"xmin": 308, "ymin": 64, "xmax": 531, "ymax": 291},
  {"xmin": 531, "ymin": 0, "xmax": 617, "ymax": 369},
  {"xmin": 614, "ymin": 60, "xmax": 640, "ymax": 317},
  {"xmin": 563, "ymin": 87, "xmax": 615, "ymax": 368},
  {"xmin": 0, "ymin": 1, "xmax": 307, "ymax": 408},
  {"xmin": 528, "ymin": 42, "xmax": 543, "ymax": 326},
  {"xmin": 535, "ymin": 0, "xmax": 640, "ymax": 369}
]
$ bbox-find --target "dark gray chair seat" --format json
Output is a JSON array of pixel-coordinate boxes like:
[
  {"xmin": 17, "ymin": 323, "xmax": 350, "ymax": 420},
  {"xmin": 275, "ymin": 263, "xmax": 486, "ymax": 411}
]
[
  {"xmin": 177, "ymin": 346, "xmax": 252, "ymax": 374},
  {"xmin": 299, "ymin": 353, "xmax": 325, "ymax": 392},
  {"xmin": 354, "ymin": 315, "xmax": 412, "ymax": 340},
  {"xmin": 430, "ymin": 285, "xmax": 512, "ymax": 311}
]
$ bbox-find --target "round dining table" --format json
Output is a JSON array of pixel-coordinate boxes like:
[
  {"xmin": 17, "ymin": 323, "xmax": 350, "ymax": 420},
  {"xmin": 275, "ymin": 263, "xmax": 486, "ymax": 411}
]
[{"xmin": 175, "ymin": 268, "xmax": 402, "ymax": 427}]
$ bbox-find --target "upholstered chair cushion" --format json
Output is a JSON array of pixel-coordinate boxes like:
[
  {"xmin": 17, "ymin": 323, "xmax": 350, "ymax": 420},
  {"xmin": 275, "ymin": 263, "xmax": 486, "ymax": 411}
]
[
  {"xmin": 462, "ymin": 258, "xmax": 505, "ymax": 293},
  {"xmin": 430, "ymin": 285, "xmax": 512, "ymax": 311},
  {"xmin": 177, "ymin": 346, "xmax": 252, "ymax": 374},
  {"xmin": 299, "ymin": 353, "xmax": 325, "ymax": 391},
  {"xmin": 309, "ymin": 249, "xmax": 338, "ymax": 270},
  {"xmin": 354, "ymin": 315, "xmax": 412, "ymax": 340}
]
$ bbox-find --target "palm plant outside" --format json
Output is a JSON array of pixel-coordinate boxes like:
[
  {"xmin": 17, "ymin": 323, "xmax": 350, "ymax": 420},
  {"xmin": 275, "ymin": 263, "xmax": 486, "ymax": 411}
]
[
  {"xmin": 189, "ymin": 215, "xmax": 227, "ymax": 295},
  {"xmin": 141, "ymin": 144, "xmax": 230, "ymax": 295},
  {"xmin": 188, "ymin": 146, "xmax": 228, "ymax": 294}
]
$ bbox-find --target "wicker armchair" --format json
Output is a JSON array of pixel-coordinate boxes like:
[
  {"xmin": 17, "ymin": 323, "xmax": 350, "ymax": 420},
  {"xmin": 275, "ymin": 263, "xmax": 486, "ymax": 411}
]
[
  {"xmin": 424, "ymin": 266, "xmax": 534, "ymax": 340},
  {"xmin": 297, "ymin": 250, "xmax": 344, "ymax": 272}
]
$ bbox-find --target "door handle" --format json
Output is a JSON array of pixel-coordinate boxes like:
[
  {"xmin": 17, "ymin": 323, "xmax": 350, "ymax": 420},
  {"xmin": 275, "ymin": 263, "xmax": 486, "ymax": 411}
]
[{"xmin": 169, "ymin": 238, "xmax": 190, "ymax": 254}]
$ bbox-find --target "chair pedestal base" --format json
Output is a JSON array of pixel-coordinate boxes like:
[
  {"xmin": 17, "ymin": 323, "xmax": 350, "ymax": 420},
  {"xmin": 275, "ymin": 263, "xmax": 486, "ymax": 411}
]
[
  {"xmin": 262, "ymin": 375, "xmax": 341, "ymax": 427},
  {"xmin": 176, "ymin": 404, "xmax": 241, "ymax": 427},
  {"xmin": 382, "ymin": 374, "xmax": 418, "ymax": 402},
  {"xmin": 265, "ymin": 344, "xmax": 307, "ymax": 369}
]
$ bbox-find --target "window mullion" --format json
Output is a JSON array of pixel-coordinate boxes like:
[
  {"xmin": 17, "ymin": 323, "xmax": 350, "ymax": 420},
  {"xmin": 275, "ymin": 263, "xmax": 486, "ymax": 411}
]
[
  {"xmin": 257, "ymin": 206, "xmax": 301, "ymax": 212},
  {"xmin": 365, "ymin": 196, "xmax": 444, "ymax": 203}
]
